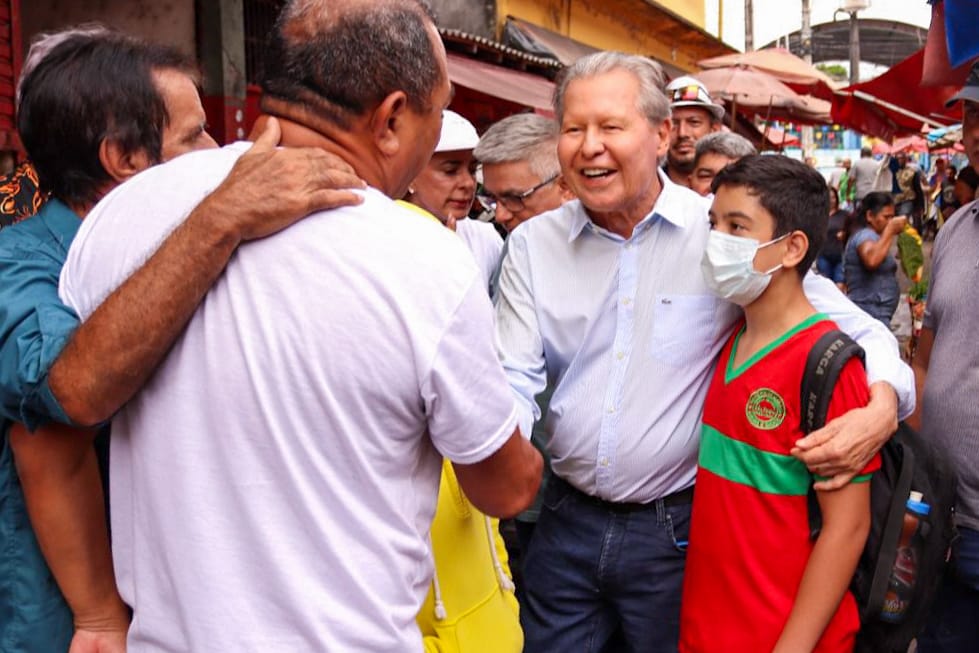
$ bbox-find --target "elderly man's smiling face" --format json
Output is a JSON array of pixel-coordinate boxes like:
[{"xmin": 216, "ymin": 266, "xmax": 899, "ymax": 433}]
[{"xmin": 557, "ymin": 68, "xmax": 670, "ymax": 228}]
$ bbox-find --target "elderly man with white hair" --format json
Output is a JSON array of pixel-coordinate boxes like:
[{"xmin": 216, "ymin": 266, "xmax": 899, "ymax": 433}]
[{"xmin": 494, "ymin": 50, "xmax": 915, "ymax": 652}]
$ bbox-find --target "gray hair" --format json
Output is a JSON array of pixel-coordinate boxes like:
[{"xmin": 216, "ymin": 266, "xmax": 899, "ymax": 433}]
[
  {"xmin": 473, "ymin": 113, "xmax": 560, "ymax": 182},
  {"xmin": 262, "ymin": 0, "xmax": 440, "ymax": 129},
  {"xmin": 553, "ymin": 51, "xmax": 669, "ymax": 125},
  {"xmin": 694, "ymin": 132, "xmax": 756, "ymax": 165},
  {"xmin": 17, "ymin": 23, "xmax": 112, "ymax": 109}
]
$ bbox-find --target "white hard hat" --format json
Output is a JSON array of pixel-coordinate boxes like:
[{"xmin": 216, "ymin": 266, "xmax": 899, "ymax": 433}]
[
  {"xmin": 665, "ymin": 76, "xmax": 725, "ymax": 121},
  {"xmin": 434, "ymin": 110, "xmax": 479, "ymax": 153}
]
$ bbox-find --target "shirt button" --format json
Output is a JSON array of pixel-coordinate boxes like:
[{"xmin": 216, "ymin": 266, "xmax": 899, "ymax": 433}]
[
  {"xmin": 616, "ymin": 351, "xmax": 625, "ymax": 360},
  {"xmin": 600, "ymin": 458, "xmax": 609, "ymax": 467},
  {"xmin": 622, "ymin": 297, "xmax": 631, "ymax": 305},
  {"xmin": 607, "ymin": 406, "xmax": 615, "ymax": 413}
]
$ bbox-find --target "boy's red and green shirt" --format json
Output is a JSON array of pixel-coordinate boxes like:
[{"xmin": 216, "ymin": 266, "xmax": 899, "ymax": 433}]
[{"xmin": 680, "ymin": 314, "xmax": 879, "ymax": 653}]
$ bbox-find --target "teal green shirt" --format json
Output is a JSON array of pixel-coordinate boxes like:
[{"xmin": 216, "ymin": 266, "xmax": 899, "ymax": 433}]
[
  {"xmin": 0, "ymin": 199, "xmax": 79, "ymax": 428},
  {"xmin": 0, "ymin": 199, "xmax": 81, "ymax": 652}
]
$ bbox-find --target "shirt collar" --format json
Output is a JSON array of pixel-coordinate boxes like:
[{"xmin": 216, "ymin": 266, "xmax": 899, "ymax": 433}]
[
  {"xmin": 36, "ymin": 198, "xmax": 82, "ymax": 252},
  {"xmin": 567, "ymin": 168, "xmax": 696, "ymax": 242}
]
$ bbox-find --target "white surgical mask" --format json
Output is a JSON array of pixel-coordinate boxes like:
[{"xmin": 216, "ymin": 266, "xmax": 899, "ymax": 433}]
[{"xmin": 701, "ymin": 230, "xmax": 788, "ymax": 306}]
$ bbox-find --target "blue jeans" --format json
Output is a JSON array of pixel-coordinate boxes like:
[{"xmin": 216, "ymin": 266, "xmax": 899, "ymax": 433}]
[
  {"xmin": 917, "ymin": 526, "xmax": 979, "ymax": 652},
  {"xmin": 855, "ymin": 299, "xmax": 898, "ymax": 328},
  {"xmin": 816, "ymin": 255, "xmax": 844, "ymax": 284},
  {"xmin": 521, "ymin": 476, "xmax": 691, "ymax": 653}
]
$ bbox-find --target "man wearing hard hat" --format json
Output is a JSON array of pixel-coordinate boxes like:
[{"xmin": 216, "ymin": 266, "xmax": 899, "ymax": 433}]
[{"xmin": 663, "ymin": 76, "xmax": 724, "ymax": 188}]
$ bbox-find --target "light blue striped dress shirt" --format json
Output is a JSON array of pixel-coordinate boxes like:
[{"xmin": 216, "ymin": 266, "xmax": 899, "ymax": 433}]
[{"xmin": 495, "ymin": 171, "xmax": 914, "ymax": 504}]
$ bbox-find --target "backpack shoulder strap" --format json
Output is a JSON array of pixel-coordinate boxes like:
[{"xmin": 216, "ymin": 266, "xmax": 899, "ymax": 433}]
[
  {"xmin": 800, "ymin": 329, "xmax": 866, "ymax": 433},
  {"xmin": 801, "ymin": 328, "xmax": 866, "ymax": 539}
]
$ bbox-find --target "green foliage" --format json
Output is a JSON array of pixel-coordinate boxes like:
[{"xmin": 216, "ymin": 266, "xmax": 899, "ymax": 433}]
[
  {"xmin": 816, "ymin": 63, "xmax": 848, "ymax": 81},
  {"xmin": 897, "ymin": 229, "xmax": 928, "ymax": 301}
]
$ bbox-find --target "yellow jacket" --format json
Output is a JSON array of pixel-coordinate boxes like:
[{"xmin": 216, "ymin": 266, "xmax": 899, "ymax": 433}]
[{"xmin": 417, "ymin": 461, "xmax": 523, "ymax": 652}]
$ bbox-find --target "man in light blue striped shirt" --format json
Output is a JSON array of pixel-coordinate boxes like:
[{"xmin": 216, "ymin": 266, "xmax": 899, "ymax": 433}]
[{"xmin": 495, "ymin": 51, "xmax": 914, "ymax": 653}]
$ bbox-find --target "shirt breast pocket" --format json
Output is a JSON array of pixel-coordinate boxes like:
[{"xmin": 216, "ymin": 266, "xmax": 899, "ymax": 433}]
[{"xmin": 650, "ymin": 294, "xmax": 720, "ymax": 368}]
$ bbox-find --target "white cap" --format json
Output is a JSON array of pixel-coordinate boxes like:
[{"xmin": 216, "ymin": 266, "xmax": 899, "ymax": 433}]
[
  {"xmin": 434, "ymin": 110, "xmax": 479, "ymax": 153},
  {"xmin": 665, "ymin": 75, "xmax": 725, "ymax": 121}
]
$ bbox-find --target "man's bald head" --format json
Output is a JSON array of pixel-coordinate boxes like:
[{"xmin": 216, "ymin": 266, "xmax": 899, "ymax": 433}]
[{"xmin": 261, "ymin": 0, "xmax": 441, "ymax": 131}]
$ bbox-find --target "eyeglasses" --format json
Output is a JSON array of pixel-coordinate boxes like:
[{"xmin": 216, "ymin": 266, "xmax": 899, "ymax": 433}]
[{"xmin": 476, "ymin": 174, "xmax": 559, "ymax": 213}]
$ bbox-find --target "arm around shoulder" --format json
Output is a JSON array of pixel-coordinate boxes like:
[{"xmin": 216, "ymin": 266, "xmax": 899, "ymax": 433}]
[
  {"xmin": 51, "ymin": 119, "xmax": 366, "ymax": 425},
  {"xmin": 802, "ymin": 272, "xmax": 913, "ymax": 418}
]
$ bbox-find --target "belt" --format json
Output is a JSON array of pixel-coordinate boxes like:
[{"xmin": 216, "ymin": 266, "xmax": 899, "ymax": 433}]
[{"xmin": 554, "ymin": 476, "xmax": 694, "ymax": 514}]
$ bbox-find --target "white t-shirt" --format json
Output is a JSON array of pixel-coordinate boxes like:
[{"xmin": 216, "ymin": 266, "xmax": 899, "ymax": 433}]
[
  {"xmin": 455, "ymin": 218, "xmax": 503, "ymax": 289},
  {"xmin": 60, "ymin": 143, "xmax": 518, "ymax": 652}
]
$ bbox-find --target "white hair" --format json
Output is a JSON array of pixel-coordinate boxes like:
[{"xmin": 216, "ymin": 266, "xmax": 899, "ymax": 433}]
[
  {"xmin": 694, "ymin": 132, "xmax": 757, "ymax": 164},
  {"xmin": 553, "ymin": 51, "xmax": 668, "ymax": 125},
  {"xmin": 473, "ymin": 113, "xmax": 560, "ymax": 181}
]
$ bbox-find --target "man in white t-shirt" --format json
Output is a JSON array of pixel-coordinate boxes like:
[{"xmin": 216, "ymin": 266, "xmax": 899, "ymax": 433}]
[{"xmin": 58, "ymin": 1, "xmax": 541, "ymax": 651}]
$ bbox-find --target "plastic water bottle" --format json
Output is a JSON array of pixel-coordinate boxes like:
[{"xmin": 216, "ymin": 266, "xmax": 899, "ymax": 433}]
[{"xmin": 880, "ymin": 491, "xmax": 930, "ymax": 623}]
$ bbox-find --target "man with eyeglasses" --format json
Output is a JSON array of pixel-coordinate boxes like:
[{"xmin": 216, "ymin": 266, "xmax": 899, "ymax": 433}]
[
  {"xmin": 474, "ymin": 114, "xmax": 574, "ymax": 235},
  {"xmin": 474, "ymin": 113, "xmax": 575, "ymax": 569},
  {"xmin": 663, "ymin": 76, "xmax": 724, "ymax": 188}
]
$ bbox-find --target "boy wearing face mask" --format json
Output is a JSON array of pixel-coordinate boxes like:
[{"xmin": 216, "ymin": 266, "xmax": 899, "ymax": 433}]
[{"xmin": 679, "ymin": 155, "xmax": 878, "ymax": 653}]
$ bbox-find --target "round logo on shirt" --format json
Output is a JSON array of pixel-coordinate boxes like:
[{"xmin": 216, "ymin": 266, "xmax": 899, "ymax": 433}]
[{"xmin": 745, "ymin": 388, "xmax": 786, "ymax": 430}]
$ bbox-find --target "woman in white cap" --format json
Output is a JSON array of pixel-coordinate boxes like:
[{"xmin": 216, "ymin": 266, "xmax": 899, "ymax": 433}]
[
  {"xmin": 405, "ymin": 110, "xmax": 503, "ymax": 290},
  {"xmin": 403, "ymin": 111, "xmax": 522, "ymax": 653}
]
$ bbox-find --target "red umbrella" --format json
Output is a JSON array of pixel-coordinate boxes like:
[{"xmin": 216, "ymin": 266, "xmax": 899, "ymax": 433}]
[
  {"xmin": 698, "ymin": 48, "xmax": 837, "ymax": 100},
  {"xmin": 890, "ymin": 135, "xmax": 929, "ymax": 154},
  {"xmin": 831, "ymin": 48, "xmax": 961, "ymax": 141},
  {"xmin": 763, "ymin": 127, "xmax": 800, "ymax": 149},
  {"xmin": 931, "ymin": 143, "xmax": 966, "ymax": 155}
]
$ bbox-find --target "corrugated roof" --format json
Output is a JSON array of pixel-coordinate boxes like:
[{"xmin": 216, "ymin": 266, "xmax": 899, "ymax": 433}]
[{"xmin": 439, "ymin": 28, "xmax": 562, "ymax": 79}]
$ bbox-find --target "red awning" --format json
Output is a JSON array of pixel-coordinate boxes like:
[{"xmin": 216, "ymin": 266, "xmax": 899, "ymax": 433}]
[
  {"xmin": 446, "ymin": 52, "xmax": 555, "ymax": 113},
  {"xmin": 762, "ymin": 126, "xmax": 799, "ymax": 149},
  {"xmin": 831, "ymin": 48, "xmax": 961, "ymax": 141}
]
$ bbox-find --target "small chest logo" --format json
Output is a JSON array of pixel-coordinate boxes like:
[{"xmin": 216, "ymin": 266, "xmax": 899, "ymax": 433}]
[{"xmin": 745, "ymin": 388, "xmax": 786, "ymax": 430}]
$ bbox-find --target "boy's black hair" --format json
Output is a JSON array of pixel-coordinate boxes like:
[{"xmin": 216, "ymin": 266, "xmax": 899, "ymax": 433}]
[{"xmin": 711, "ymin": 154, "xmax": 829, "ymax": 277}]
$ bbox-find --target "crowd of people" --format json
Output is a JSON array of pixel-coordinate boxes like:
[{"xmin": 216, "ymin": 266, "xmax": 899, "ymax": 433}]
[{"xmin": 0, "ymin": 1, "xmax": 976, "ymax": 651}]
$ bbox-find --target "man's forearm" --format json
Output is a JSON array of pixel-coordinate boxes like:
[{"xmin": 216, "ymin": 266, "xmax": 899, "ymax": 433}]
[
  {"xmin": 803, "ymin": 272, "xmax": 915, "ymax": 419},
  {"xmin": 10, "ymin": 422, "xmax": 129, "ymax": 631},
  {"xmin": 49, "ymin": 194, "xmax": 241, "ymax": 425}
]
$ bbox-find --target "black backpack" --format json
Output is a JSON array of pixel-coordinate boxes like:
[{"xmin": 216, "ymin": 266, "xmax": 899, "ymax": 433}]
[{"xmin": 801, "ymin": 330, "xmax": 958, "ymax": 653}]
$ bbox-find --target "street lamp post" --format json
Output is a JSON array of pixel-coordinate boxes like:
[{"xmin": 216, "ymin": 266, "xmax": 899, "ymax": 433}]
[
  {"xmin": 837, "ymin": 0, "xmax": 871, "ymax": 84},
  {"xmin": 801, "ymin": 0, "xmax": 813, "ymax": 155}
]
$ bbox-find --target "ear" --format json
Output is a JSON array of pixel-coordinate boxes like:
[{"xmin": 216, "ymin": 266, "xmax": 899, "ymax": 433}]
[
  {"xmin": 655, "ymin": 118, "xmax": 672, "ymax": 158},
  {"xmin": 557, "ymin": 175, "xmax": 576, "ymax": 202},
  {"xmin": 781, "ymin": 230, "xmax": 810, "ymax": 270},
  {"xmin": 98, "ymin": 138, "xmax": 153, "ymax": 184},
  {"xmin": 370, "ymin": 90, "xmax": 410, "ymax": 158}
]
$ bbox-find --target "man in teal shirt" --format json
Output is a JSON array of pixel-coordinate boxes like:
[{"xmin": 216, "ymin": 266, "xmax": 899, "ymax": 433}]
[{"xmin": 0, "ymin": 26, "xmax": 363, "ymax": 652}]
